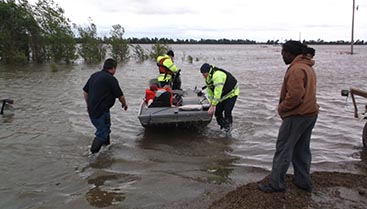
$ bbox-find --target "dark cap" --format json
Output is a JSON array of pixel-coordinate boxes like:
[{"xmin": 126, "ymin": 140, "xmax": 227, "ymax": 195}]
[
  {"xmin": 200, "ymin": 63, "xmax": 211, "ymax": 73},
  {"xmin": 167, "ymin": 50, "xmax": 174, "ymax": 57},
  {"xmin": 282, "ymin": 41, "xmax": 305, "ymax": 56},
  {"xmin": 103, "ymin": 58, "xmax": 117, "ymax": 70}
]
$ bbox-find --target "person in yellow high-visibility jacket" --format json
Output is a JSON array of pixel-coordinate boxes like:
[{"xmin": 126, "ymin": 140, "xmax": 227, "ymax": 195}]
[
  {"xmin": 200, "ymin": 63, "xmax": 239, "ymax": 132},
  {"xmin": 156, "ymin": 50, "xmax": 180, "ymax": 88}
]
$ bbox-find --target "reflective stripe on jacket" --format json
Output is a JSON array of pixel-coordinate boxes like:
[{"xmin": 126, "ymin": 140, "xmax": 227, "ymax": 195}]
[
  {"xmin": 205, "ymin": 67, "xmax": 239, "ymax": 105},
  {"xmin": 156, "ymin": 55, "xmax": 178, "ymax": 82}
]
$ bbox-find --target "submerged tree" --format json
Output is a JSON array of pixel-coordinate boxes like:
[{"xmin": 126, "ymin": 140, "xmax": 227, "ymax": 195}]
[
  {"xmin": 33, "ymin": 0, "xmax": 77, "ymax": 64},
  {"xmin": 0, "ymin": 0, "xmax": 76, "ymax": 64},
  {"xmin": 149, "ymin": 42, "xmax": 169, "ymax": 60},
  {"xmin": 77, "ymin": 19, "xmax": 106, "ymax": 64},
  {"xmin": 0, "ymin": 0, "xmax": 39, "ymax": 64},
  {"xmin": 132, "ymin": 44, "xmax": 149, "ymax": 63},
  {"xmin": 109, "ymin": 24, "xmax": 129, "ymax": 63}
]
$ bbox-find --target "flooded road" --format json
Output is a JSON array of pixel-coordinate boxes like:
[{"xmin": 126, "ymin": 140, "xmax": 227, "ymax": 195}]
[{"xmin": 1, "ymin": 44, "xmax": 366, "ymax": 208}]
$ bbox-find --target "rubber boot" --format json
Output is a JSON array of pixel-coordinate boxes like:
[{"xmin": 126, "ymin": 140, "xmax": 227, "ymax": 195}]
[
  {"xmin": 90, "ymin": 138, "xmax": 104, "ymax": 154},
  {"xmin": 224, "ymin": 123, "xmax": 232, "ymax": 133},
  {"xmin": 216, "ymin": 117, "xmax": 225, "ymax": 130},
  {"xmin": 104, "ymin": 135, "xmax": 110, "ymax": 146},
  {"xmin": 223, "ymin": 119, "xmax": 232, "ymax": 133}
]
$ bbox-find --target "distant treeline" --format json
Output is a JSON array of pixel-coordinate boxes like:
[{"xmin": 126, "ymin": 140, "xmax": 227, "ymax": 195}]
[
  {"xmin": 113, "ymin": 38, "xmax": 366, "ymax": 45},
  {"xmin": 1, "ymin": 0, "xmax": 365, "ymax": 65},
  {"xmin": 79, "ymin": 37, "xmax": 366, "ymax": 45}
]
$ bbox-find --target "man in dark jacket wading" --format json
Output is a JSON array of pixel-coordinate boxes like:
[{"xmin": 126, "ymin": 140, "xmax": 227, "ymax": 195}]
[{"xmin": 83, "ymin": 58, "xmax": 128, "ymax": 154}]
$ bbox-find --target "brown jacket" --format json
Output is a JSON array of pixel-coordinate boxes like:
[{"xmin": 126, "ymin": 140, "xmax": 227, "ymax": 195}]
[{"xmin": 278, "ymin": 55, "xmax": 319, "ymax": 119}]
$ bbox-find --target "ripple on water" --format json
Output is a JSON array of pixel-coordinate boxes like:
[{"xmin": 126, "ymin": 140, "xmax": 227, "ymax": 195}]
[{"xmin": 1, "ymin": 45, "xmax": 367, "ymax": 209}]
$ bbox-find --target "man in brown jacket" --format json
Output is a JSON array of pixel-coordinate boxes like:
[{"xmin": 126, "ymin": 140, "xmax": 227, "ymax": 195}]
[{"xmin": 259, "ymin": 41, "xmax": 319, "ymax": 193}]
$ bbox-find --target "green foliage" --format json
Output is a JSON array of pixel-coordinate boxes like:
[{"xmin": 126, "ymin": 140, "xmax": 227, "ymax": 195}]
[
  {"xmin": 187, "ymin": 55, "xmax": 193, "ymax": 64},
  {"xmin": 149, "ymin": 42, "xmax": 169, "ymax": 60},
  {"xmin": 50, "ymin": 61, "xmax": 58, "ymax": 72},
  {"xmin": 33, "ymin": 0, "xmax": 77, "ymax": 64},
  {"xmin": 13, "ymin": 50, "xmax": 28, "ymax": 65},
  {"xmin": 132, "ymin": 44, "xmax": 149, "ymax": 63},
  {"xmin": 0, "ymin": 0, "xmax": 76, "ymax": 64},
  {"xmin": 109, "ymin": 24, "xmax": 129, "ymax": 63},
  {"xmin": 77, "ymin": 21, "xmax": 106, "ymax": 64},
  {"xmin": 0, "ymin": 0, "xmax": 36, "ymax": 64}
]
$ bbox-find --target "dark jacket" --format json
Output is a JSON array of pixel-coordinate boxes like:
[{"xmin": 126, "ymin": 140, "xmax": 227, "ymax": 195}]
[{"xmin": 83, "ymin": 70, "xmax": 123, "ymax": 118}]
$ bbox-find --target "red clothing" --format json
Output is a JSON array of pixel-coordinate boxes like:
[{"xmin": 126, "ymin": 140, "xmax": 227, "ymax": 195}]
[
  {"xmin": 145, "ymin": 86, "xmax": 173, "ymax": 106},
  {"xmin": 145, "ymin": 89, "xmax": 156, "ymax": 104}
]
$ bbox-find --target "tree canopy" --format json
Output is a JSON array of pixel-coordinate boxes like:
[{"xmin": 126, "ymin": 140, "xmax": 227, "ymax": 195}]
[{"xmin": 0, "ymin": 0, "xmax": 77, "ymax": 64}]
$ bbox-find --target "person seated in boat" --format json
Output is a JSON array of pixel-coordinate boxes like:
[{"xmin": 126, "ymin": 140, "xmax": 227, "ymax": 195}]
[
  {"xmin": 147, "ymin": 85, "xmax": 173, "ymax": 108},
  {"xmin": 145, "ymin": 84, "xmax": 158, "ymax": 106},
  {"xmin": 156, "ymin": 50, "xmax": 180, "ymax": 88}
]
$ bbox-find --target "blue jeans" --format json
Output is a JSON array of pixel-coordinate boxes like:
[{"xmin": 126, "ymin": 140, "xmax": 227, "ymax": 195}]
[
  {"xmin": 90, "ymin": 111, "xmax": 111, "ymax": 144},
  {"xmin": 269, "ymin": 115, "xmax": 318, "ymax": 190}
]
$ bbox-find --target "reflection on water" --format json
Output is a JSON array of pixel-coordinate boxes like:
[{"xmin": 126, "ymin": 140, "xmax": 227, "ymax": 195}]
[
  {"xmin": 86, "ymin": 170, "xmax": 135, "ymax": 207},
  {"xmin": 199, "ymin": 158, "xmax": 237, "ymax": 185},
  {"xmin": 136, "ymin": 128, "xmax": 236, "ymax": 185},
  {"xmin": 1, "ymin": 45, "xmax": 367, "ymax": 209},
  {"xmin": 86, "ymin": 187, "xmax": 125, "ymax": 208},
  {"xmin": 88, "ymin": 150, "xmax": 116, "ymax": 169},
  {"xmin": 361, "ymin": 150, "xmax": 367, "ymax": 162},
  {"xmin": 355, "ymin": 150, "xmax": 367, "ymax": 172},
  {"xmin": 1, "ymin": 113, "xmax": 14, "ymax": 123}
]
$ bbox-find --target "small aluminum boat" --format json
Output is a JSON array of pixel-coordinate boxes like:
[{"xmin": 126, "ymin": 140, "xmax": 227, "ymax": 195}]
[{"xmin": 138, "ymin": 88, "xmax": 213, "ymax": 128}]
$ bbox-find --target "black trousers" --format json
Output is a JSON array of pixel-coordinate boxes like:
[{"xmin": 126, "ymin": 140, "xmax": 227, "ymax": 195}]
[{"xmin": 215, "ymin": 96, "xmax": 237, "ymax": 129}]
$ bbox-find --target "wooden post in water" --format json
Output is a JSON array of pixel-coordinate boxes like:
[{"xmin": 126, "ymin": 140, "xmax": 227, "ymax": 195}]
[
  {"xmin": 351, "ymin": 0, "xmax": 355, "ymax": 55},
  {"xmin": 0, "ymin": 99, "xmax": 14, "ymax": 115}
]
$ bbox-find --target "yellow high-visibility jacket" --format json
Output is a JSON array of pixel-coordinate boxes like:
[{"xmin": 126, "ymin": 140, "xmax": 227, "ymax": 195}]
[
  {"xmin": 156, "ymin": 55, "xmax": 179, "ymax": 82},
  {"xmin": 205, "ymin": 67, "xmax": 239, "ymax": 106}
]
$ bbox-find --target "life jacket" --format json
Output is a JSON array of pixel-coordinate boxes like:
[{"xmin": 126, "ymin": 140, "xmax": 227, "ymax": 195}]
[
  {"xmin": 148, "ymin": 86, "xmax": 173, "ymax": 107},
  {"xmin": 145, "ymin": 89, "xmax": 156, "ymax": 104},
  {"xmin": 207, "ymin": 67, "xmax": 237, "ymax": 98},
  {"xmin": 157, "ymin": 57, "xmax": 173, "ymax": 76}
]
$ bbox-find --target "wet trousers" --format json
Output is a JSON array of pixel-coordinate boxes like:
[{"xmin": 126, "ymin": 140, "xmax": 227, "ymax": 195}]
[
  {"xmin": 90, "ymin": 111, "xmax": 111, "ymax": 144},
  {"xmin": 215, "ymin": 96, "xmax": 237, "ymax": 129},
  {"xmin": 269, "ymin": 115, "xmax": 318, "ymax": 190}
]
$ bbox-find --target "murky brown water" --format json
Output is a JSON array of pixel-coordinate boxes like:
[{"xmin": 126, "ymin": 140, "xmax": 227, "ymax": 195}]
[{"xmin": 1, "ymin": 45, "xmax": 366, "ymax": 209}]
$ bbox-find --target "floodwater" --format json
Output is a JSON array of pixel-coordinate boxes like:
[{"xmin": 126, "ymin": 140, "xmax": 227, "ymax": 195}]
[{"xmin": 1, "ymin": 44, "xmax": 367, "ymax": 209}]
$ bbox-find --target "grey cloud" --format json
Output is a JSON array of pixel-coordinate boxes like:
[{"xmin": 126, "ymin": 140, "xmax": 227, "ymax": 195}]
[{"xmin": 90, "ymin": 0, "xmax": 197, "ymax": 15}]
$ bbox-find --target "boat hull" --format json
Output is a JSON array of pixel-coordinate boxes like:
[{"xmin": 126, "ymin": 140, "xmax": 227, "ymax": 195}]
[{"xmin": 138, "ymin": 88, "xmax": 213, "ymax": 128}]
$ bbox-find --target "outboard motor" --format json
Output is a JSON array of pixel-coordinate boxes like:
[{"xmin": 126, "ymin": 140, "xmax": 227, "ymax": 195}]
[{"xmin": 172, "ymin": 70, "xmax": 182, "ymax": 90}]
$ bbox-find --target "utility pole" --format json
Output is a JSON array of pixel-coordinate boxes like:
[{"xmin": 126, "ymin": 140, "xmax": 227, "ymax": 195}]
[{"xmin": 351, "ymin": 0, "xmax": 355, "ymax": 55}]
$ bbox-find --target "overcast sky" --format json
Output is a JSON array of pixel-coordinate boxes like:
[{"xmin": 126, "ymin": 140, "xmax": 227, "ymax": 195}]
[{"xmin": 35, "ymin": 0, "xmax": 367, "ymax": 42}]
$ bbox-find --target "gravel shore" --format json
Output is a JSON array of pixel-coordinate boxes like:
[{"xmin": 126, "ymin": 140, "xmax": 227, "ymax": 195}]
[{"xmin": 208, "ymin": 151, "xmax": 367, "ymax": 209}]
